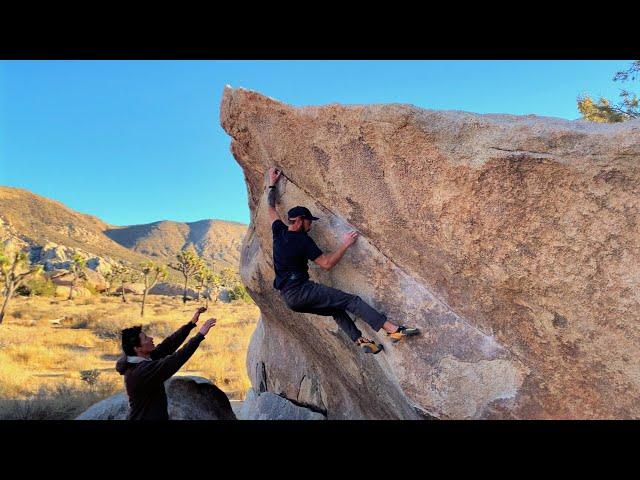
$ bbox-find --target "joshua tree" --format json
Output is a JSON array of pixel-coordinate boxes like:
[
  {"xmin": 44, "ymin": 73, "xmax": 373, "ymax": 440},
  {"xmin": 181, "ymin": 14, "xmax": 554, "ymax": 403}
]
[
  {"xmin": 104, "ymin": 269, "xmax": 117, "ymax": 295},
  {"xmin": 0, "ymin": 245, "xmax": 41, "ymax": 324},
  {"xmin": 195, "ymin": 266, "xmax": 222, "ymax": 307},
  {"xmin": 139, "ymin": 261, "xmax": 167, "ymax": 317},
  {"xmin": 203, "ymin": 270, "xmax": 222, "ymax": 307},
  {"xmin": 111, "ymin": 262, "xmax": 138, "ymax": 303},
  {"xmin": 169, "ymin": 247, "xmax": 203, "ymax": 304},
  {"xmin": 68, "ymin": 253, "xmax": 87, "ymax": 300},
  {"xmin": 193, "ymin": 265, "xmax": 209, "ymax": 302}
]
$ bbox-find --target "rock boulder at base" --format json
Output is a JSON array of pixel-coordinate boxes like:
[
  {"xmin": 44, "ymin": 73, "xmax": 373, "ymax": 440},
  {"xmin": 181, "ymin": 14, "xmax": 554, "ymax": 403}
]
[
  {"xmin": 75, "ymin": 376, "xmax": 237, "ymax": 420},
  {"xmin": 75, "ymin": 392, "xmax": 129, "ymax": 420},
  {"xmin": 220, "ymin": 86, "xmax": 640, "ymax": 419},
  {"xmin": 239, "ymin": 388, "xmax": 326, "ymax": 420}
]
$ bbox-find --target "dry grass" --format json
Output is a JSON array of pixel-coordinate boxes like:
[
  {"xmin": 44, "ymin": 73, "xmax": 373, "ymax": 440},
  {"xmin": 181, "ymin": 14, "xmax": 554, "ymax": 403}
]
[{"xmin": 0, "ymin": 294, "xmax": 260, "ymax": 418}]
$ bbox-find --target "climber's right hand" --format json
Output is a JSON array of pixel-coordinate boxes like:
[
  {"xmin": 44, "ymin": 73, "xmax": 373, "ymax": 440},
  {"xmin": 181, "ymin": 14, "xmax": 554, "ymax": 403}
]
[
  {"xmin": 342, "ymin": 231, "xmax": 359, "ymax": 247},
  {"xmin": 269, "ymin": 167, "xmax": 282, "ymax": 185}
]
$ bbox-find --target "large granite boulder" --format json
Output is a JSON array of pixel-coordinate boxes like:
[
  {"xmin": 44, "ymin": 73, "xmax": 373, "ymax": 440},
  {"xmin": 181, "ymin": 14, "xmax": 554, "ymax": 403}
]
[
  {"xmin": 221, "ymin": 86, "xmax": 640, "ymax": 419},
  {"xmin": 75, "ymin": 376, "xmax": 237, "ymax": 420}
]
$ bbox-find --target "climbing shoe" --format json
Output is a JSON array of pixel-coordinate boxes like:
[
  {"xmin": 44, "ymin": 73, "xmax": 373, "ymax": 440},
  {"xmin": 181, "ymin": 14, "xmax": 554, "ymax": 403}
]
[
  {"xmin": 356, "ymin": 337, "xmax": 384, "ymax": 354},
  {"xmin": 387, "ymin": 326, "xmax": 420, "ymax": 343}
]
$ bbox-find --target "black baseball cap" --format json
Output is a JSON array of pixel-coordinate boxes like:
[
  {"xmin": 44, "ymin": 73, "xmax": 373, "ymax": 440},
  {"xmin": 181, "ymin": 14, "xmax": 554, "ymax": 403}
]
[{"xmin": 287, "ymin": 206, "xmax": 319, "ymax": 221}]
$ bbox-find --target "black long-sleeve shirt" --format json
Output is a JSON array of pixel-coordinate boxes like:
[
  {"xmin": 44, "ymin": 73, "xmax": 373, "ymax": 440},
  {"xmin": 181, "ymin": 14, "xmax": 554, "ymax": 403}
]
[{"xmin": 115, "ymin": 322, "xmax": 205, "ymax": 420}]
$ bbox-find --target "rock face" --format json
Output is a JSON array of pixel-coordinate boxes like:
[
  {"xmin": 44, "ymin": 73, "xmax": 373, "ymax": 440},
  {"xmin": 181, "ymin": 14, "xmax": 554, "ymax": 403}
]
[
  {"xmin": 221, "ymin": 87, "xmax": 640, "ymax": 419},
  {"xmin": 240, "ymin": 389, "xmax": 326, "ymax": 420},
  {"xmin": 75, "ymin": 376, "xmax": 237, "ymax": 420}
]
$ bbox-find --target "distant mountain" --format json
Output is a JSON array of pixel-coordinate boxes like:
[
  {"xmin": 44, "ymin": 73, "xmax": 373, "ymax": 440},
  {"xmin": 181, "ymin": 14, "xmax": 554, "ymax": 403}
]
[
  {"xmin": 0, "ymin": 186, "xmax": 247, "ymax": 276},
  {"xmin": 105, "ymin": 219, "xmax": 246, "ymax": 269}
]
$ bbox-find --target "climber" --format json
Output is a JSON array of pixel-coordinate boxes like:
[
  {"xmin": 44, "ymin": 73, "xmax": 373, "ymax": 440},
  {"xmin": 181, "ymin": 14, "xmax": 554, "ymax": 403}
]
[
  {"xmin": 115, "ymin": 306, "xmax": 216, "ymax": 420},
  {"xmin": 266, "ymin": 166, "xmax": 419, "ymax": 354}
]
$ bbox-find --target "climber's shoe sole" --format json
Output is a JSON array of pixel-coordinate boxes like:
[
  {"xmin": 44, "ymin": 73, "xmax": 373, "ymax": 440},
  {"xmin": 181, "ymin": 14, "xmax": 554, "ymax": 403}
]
[
  {"xmin": 357, "ymin": 339, "xmax": 384, "ymax": 354},
  {"xmin": 388, "ymin": 326, "xmax": 420, "ymax": 343}
]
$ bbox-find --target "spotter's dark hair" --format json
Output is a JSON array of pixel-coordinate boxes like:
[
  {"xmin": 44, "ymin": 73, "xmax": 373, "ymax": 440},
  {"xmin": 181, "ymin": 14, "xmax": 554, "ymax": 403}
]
[{"xmin": 121, "ymin": 325, "xmax": 143, "ymax": 356}]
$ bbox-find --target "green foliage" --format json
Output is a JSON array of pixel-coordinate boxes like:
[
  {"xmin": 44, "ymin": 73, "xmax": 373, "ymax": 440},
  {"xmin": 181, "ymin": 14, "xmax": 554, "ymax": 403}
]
[
  {"xmin": 218, "ymin": 267, "xmax": 239, "ymax": 288},
  {"xmin": 67, "ymin": 253, "xmax": 88, "ymax": 300},
  {"xmin": 139, "ymin": 261, "xmax": 168, "ymax": 316},
  {"xmin": 169, "ymin": 247, "xmax": 205, "ymax": 303},
  {"xmin": 1, "ymin": 243, "xmax": 42, "ymax": 322},
  {"xmin": 577, "ymin": 96, "xmax": 629, "ymax": 123},
  {"xmin": 109, "ymin": 262, "xmax": 138, "ymax": 283},
  {"xmin": 70, "ymin": 253, "xmax": 87, "ymax": 274},
  {"xmin": 228, "ymin": 283, "xmax": 253, "ymax": 303},
  {"xmin": 19, "ymin": 276, "xmax": 57, "ymax": 297},
  {"xmin": 107, "ymin": 261, "xmax": 138, "ymax": 303},
  {"xmin": 577, "ymin": 60, "xmax": 639, "ymax": 123},
  {"xmin": 169, "ymin": 247, "xmax": 203, "ymax": 282},
  {"xmin": 139, "ymin": 261, "xmax": 167, "ymax": 289},
  {"xmin": 1, "ymin": 246, "xmax": 38, "ymax": 288},
  {"xmin": 195, "ymin": 265, "xmax": 217, "ymax": 291}
]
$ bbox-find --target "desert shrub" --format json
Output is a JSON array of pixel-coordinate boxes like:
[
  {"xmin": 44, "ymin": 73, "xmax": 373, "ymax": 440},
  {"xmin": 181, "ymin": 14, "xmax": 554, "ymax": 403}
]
[
  {"xmin": 228, "ymin": 284, "xmax": 253, "ymax": 303},
  {"xmin": 68, "ymin": 316, "xmax": 91, "ymax": 329},
  {"xmin": 77, "ymin": 295, "xmax": 100, "ymax": 305},
  {"xmin": 0, "ymin": 381, "xmax": 120, "ymax": 420},
  {"xmin": 15, "ymin": 285, "xmax": 30, "ymax": 296},
  {"xmin": 22, "ymin": 277, "xmax": 57, "ymax": 297},
  {"xmin": 80, "ymin": 369, "xmax": 101, "ymax": 386},
  {"xmin": 0, "ymin": 354, "xmax": 31, "ymax": 397},
  {"xmin": 92, "ymin": 317, "xmax": 126, "ymax": 340},
  {"xmin": 146, "ymin": 321, "xmax": 175, "ymax": 339},
  {"xmin": 67, "ymin": 311, "xmax": 103, "ymax": 330},
  {"xmin": 6, "ymin": 343, "xmax": 64, "ymax": 369},
  {"xmin": 153, "ymin": 306, "xmax": 172, "ymax": 315}
]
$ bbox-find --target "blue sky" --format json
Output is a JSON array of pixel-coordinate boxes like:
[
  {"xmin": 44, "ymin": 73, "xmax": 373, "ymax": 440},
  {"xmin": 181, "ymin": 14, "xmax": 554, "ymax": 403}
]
[{"xmin": 0, "ymin": 60, "xmax": 631, "ymax": 226}]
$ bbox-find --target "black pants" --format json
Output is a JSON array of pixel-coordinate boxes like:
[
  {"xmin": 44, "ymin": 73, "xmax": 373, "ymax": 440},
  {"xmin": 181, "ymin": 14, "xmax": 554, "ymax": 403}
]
[{"xmin": 280, "ymin": 281, "xmax": 387, "ymax": 342}]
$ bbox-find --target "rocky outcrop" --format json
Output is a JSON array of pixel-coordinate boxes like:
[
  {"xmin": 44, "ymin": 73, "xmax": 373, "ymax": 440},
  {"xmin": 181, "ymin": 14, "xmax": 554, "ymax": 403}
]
[
  {"xmin": 29, "ymin": 241, "xmax": 117, "ymax": 276},
  {"xmin": 46, "ymin": 267, "xmax": 107, "ymax": 291},
  {"xmin": 75, "ymin": 376, "xmax": 237, "ymax": 420},
  {"xmin": 148, "ymin": 282, "xmax": 200, "ymax": 299},
  {"xmin": 221, "ymin": 87, "xmax": 640, "ymax": 419},
  {"xmin": 115, "ymin": 283, "xmax": 146, "ymax": 295}
]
